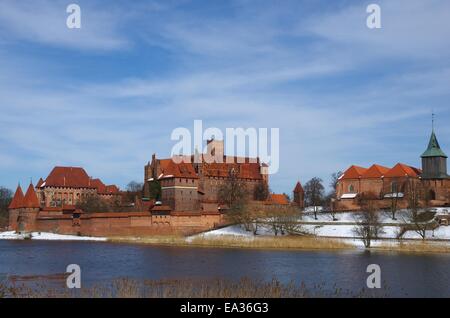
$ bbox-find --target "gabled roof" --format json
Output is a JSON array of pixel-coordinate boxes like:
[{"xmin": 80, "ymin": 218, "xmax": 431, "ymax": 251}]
[
  {"xmin": 340, "ymin": 165, "xmax": 368, "ymax": 180},
  {"xmin": 421, "ymin": 131, "xmax": 447, "ymax": 158},
  {"xmin": 44, "ymin": 167, "xmax": 92, "ymax": 188},
  {"xmin": 158, "ymin": 159, "xmax": 198, "ymax": 179},
  {"xmin": 42, "ymin": 166, "xmax": 119, "ymax": 193},
  {"xmin": 361, "ymin": 164, "xmax": 390, "ymax": 178},
  {"xmin": 23, "ymin": 183, "xmax": 40, "ymax": 208},
  {"xmin": 384, "ymin": 163, "xmax": 421, "ymax": 178},
  {"xmin": 293, "ymin": 181, "xmax": 304, "ymax": 193},
  {"xmin": 9, "ymin": 185, "xmax": 25, "ymax": 209}
]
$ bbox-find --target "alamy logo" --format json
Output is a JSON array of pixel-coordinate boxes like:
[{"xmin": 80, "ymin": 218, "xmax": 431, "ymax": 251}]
[
  {"xmin": 171, "ymin": 120, "xmax": 280, "ymax": 174},
  {"xmin": 366, "ymin": 264, "xmax": 381, "ymax": 289},
  {"xmin": 66, "ymin": 4, "xmax": 81, "ymax": 29},
  {"xmin": 66, "ymin": 264, "xmax": 81, "ymax": 289},
  {"xmin": 366, "ymin": 4, "xmax": 381, "ymax": 29}
]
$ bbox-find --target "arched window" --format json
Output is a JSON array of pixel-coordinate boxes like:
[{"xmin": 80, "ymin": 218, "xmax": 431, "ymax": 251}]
[
  {"xmin": 429, "ymin": 189, "xmax": 436, "ymax": 201},
  {"xmin": 391, "ymin": 182, "xmax": 398, "ymax": 193}
]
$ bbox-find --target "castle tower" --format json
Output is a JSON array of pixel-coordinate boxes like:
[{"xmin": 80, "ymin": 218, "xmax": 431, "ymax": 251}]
[
  {"xmin": 206, "ymin": 138, "xmax": 224, "ymax": 161},
  {"xmin": 293, "ymin": 181, "xmax": 305, "ymax": 208},
  {"xmin": 8, "ymin": 185, "xmax": 25, "ymax": 231},
  {"xmin": 421, "ymin": 128, "xmax": 448, "ymax": 179},
  {"xmin": 20, "ymin": 183, "xmax": 41, "ymax": 232},
  {"xmin": 261, "ymin": 163, "xmax": 269, "ymax": 184}
]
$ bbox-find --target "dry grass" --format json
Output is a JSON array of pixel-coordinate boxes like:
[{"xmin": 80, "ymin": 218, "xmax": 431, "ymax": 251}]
[
  {"xmin": 375, "ymin": 240, "xmax": 450, "ymax": 254},
  {"xmin": 109, "ymin": 235, "xmax": 187, "ymax": 246},
  {"xmin": 109, "ymin": 234, "xmax": 354, "ymax": 251},
  {"xmin": 0, "ymin": 277, "xmax": 378, "ymax": 298},
  {"xmin": 188, "ymin": 235, "xmax": 354, "ymax": 250}
]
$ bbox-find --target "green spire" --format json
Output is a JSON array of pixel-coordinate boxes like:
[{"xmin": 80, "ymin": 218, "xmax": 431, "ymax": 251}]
[{"xmin": 421, "ymin": 131, "xmax": 447, "ymax": 158}]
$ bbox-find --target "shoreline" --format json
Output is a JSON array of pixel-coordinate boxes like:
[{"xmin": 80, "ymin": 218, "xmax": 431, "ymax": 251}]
[
  {"xmin": 2, "ymin": 230, "xmax": 450, "ymax": 254},
  {"xmin": 108, "ymin": 234, "xmax": 450, "ymax": 254}
]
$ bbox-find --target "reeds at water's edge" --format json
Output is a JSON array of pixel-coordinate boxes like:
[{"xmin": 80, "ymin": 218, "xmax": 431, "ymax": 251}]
[{"xmin": 0, "ymin": 277, "xmax": 389, "ymax": 298}]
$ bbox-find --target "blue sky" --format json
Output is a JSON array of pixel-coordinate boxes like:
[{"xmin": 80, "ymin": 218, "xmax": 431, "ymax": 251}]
[{"xmin": 0, "ymin": 0, "xmax": 449, "ymax": 194}]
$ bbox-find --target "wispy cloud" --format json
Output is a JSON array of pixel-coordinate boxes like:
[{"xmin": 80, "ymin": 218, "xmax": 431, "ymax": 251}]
[{"xmin": 0, "ymin": 0, "xmax": 129, "ymax": 50}]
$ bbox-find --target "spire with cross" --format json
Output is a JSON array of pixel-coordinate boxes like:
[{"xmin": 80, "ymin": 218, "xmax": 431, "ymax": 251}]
[{"xmin": 432, "ymin": 111, "xmax": 435, "ymax": 132}]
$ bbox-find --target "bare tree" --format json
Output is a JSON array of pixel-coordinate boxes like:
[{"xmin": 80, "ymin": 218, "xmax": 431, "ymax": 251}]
[
  {"xmin": 324, "ymin": 192, "xmax": 338, "ymax": 221},
  {"xmin": 244, "ymin": 203, "xmax": 266, "ymax": 235},
  {"xmin": 127, "ymin": 181, "xmax": 144, "ymax": 193},
  {"xmin": 401, "ymin": 180, "xmax": 436, "ymax": 240},
  {"xmin": 330, "ymin": 171, "xmax": 343, "ymax": 190},
  {"xmin": 260, "ymin": 205, "xmax": 305, "ymax": 236},
  {"xmin": 304, "ymin": 177, "xmax": 325, "ymax": 220},
  {"xmin": 0, "ymin": 187, "xmax": 13, "ymax": 229},
  {"xmin": 76, "ymin": 194, "xmax": 116, "ymax": 213},
  {"xmin": 253, "ymin": 181, "xmax": 270, "ymax": 201},
  {"xmin": 280, "ymin": 206, "xmax": 308, "ymax": 235},
  {"xmin": 124, "ymin": 181, "xmax": 144, "ymax": 204},
  {"xmin": 218, "ymin": 169, "xmax": 250, "ymax": 228},
  {"xmin": 327, "ymin": 171, "xmax": 343, "ymax": 221},
  {"xmin": 384, "ymin": 177, "xmax": 408, "ymax": 220},
  {"xmin": 353, "ymin": 192, "xmax": 383, "ymax": 248}
]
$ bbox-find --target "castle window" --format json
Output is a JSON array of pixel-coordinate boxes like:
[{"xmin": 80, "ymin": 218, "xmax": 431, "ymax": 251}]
[
  {"xmin": 391, "ymin": 182, "xmax": 398, "ymax": 193},
  {"xmin": 429, "ymin": 189, "xmax": 436, "ymax": 201}
]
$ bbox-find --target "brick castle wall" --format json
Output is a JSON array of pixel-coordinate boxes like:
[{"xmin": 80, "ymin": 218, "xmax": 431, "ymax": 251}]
[{"xmin": 8, "ymin": 209, "xmax": 224, "ymax": 237}]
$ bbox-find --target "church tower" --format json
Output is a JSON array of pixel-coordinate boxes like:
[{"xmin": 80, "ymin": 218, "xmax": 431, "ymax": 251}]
[{"xmin": 421, "ymin": 126, "xmax": 448, "ymax": 180}]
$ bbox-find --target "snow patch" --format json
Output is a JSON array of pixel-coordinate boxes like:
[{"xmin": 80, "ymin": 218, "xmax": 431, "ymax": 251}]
[{"xmin": 0, "ymin": 231, "xmax": 107, "ymax": 242}]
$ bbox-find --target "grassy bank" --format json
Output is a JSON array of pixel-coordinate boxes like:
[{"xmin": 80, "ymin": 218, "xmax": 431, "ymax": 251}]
[{"xmin": 110, "ymin": 234, "xmax": 354, "ymax": 251}]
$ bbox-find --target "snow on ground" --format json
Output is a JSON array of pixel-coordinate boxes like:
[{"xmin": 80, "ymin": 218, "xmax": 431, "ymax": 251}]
[
  {"xmin": 190, "ymin": 223, "xmax": 450, "ymax": 250},
  {"xmin": 301, "ymin": 210, "xmax": 413, "ymax": 224},
  {"xmin": 0, "ymin": 231, "xmax": 107, "ymax": 241}
]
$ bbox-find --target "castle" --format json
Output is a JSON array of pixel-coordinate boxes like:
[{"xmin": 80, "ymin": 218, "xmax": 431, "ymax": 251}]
[
  {"xmin": 143, "ymin": 139, "xmax": 270, "ymax": 212},
  {"xmin": 336, "ymin": 128, "xmax": 450, "ymax": 210},
  {"xmin": 7, "ymin": 139, "xmax": 301, "ymax": 236}
]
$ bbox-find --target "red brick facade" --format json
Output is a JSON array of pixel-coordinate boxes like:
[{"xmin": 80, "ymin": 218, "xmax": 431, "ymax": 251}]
[
  {"xmin": 336, "ymin": 130, "xmax": 450, "ymax": 210},
  {"xmin": 143, "ymin": 140, "xmax": 269, "ymax": 212},
  {"xmin": 35, "ymin": 167, "xmax": 120, "ymax": 207},
  {"xmin": 8, "ymin": 184, "xmax": 224, "ymax": 236}
]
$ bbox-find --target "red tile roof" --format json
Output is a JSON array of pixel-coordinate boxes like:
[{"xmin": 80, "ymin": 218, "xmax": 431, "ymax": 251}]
[
  {"xmin": 158, "ymin": 159, "xmax": 198, "ymax": 179},
  {"xmin": 361, "ymin": 164, "xmax": 390, "ymax": 178},
  {"xmin": 267, "ymin": 194, "xmax": 290, "ymax": 205},
  {"xmin": 36, "ymin": 178, "xmax": 44, "ymax": 188},
  {"xmin": 341, "ymin": 165, "xmax": 368, "ymax": 180},
  {"xmin": 201, "ymin": 161, "xmax": 262, "ymax": 180},
  {"xmin": 42, "ymin": 166, "xmax": 119, "ymax": 193},
  {"xmin": 155, "ymin": 156, "xmax": 263, "ymax": 180},
  {"xmin": 23, "ymin": 183, "xmax": 40, "ymax": 208},
  {"xmin": 384, "ymin": 163, "xmax": 421, "ymax": 178},
  {"xmin": 9, "ymin": 185, "xmax": 25, "ymax": 209},
  {"xmin": 44, "ymin": 167, "xmax": 91, "ymax": 188}
]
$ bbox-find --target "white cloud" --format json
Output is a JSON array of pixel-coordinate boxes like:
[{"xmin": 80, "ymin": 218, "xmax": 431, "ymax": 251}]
[{"xmin": 0, "ymin": 0, "xmax": 449, "ymax": 193}]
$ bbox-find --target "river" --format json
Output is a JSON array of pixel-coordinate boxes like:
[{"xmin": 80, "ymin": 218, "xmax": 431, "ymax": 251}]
[{"xmin": 1, "ymin": 240, "xmax": 449, "ymax": 297}]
